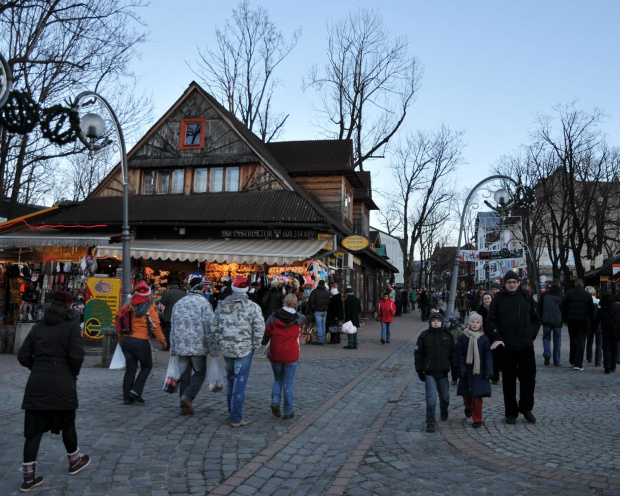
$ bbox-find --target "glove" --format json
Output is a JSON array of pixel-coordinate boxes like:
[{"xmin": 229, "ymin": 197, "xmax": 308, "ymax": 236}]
[
  {"xmin": 460, "ymin": 372, "xmax": 465, "ymax": 378},
  {"xmin": 490, "ymin": 340, "xmax": 505, "ymax": 350},
  {"xmin": 160, "ymin": 341, "xmax": 168, "ymax": 351},
  {"xmin": 417, "ymin": 371, "xmax": 426, "ymax": 382}
]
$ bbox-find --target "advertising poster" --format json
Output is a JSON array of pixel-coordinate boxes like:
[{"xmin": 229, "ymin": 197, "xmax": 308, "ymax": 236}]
[{"xmin": 83, "ymin": 277, "xmax": 121, "ymax": 339}]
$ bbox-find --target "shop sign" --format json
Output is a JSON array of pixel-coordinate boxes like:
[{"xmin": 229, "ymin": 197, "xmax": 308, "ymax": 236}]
[
  {"xmin": 342, "ymin": 235, "xmax": 370, "ymax": 252},
  {"xmin": 601, "ymin": 275, "xmax": 609, "ymax": 282},
  {"xmin": 83, "ymin": 277, "xmax": 121, "ymax": 339},
  {"xmin": 220, "ymin": 229, "xmax": 316, "ymax": 239},
  {"xmin": 317, "ymin": 233, "xmax": 333, "ymax": 250}
]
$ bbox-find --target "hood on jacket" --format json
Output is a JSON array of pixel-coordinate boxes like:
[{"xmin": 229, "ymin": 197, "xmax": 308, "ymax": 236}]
[
  {"xmin": 43, "ymin": 300, "xmax": 78, "ymax": 326},
  {"xmin": 219, "ymin": 292, "xmax": 249, "ymax": 313},
  {"xmin": 133, "ymin": 300, "xmax": 151, "ymax": 318},
  {"xmin": 274, "ymin": 307, "xmax": 305, "ymax": 326}
]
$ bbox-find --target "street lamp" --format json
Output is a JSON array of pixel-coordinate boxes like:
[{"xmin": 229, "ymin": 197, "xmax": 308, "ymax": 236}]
[
  {"xmin": 73, "ymin": 91, "xmax": 132, "ymax": 305},
  {"xmin": 0, "ymin": 52, "xmax": 13, "ymax": 109},
  {"xmin": 447, "ymin": 175, "xmax": 519, "ymax": 316}
]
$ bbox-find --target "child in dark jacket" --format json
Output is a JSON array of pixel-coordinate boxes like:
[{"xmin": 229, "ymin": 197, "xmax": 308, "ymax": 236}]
[
  {"xmin": 456, "ymin": 312, "xmax": 493, "ymax": 428},
  {"xmin": 594, "ymin": 295, "xmax": 617, "ymax": 373},
  {"xmin": 414, "ymin": 312, "xmax": 458, "ymax": 433}
]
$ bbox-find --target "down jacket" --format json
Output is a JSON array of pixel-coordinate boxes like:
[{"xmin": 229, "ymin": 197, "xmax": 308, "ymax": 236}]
[
  {"xmin": 170, "ymin": 292, "xmax": 219, "ymax": 357},
  {"xmin": 309, "ymin": 286, "xmax": 330, "ymax": 313},
  {"xmin": 414, "ymin": 326, "xmax": 458, "ymax": 378},
  {"xmin": 264, "ymin": 308, "xmax": 305, "ymax": 363},
  {"xmin": 18, "ymin": 301, "xmax": 84, "ymax": 411},
  {"xmin": 487, "ymin": 287, "xmax": 541, "ymax": 351},
  {"xmin": 376, "ymin": 298, "xmax": 396, "ymax": 323},
  {"xmin": 213, "ymin": 293, "xmax": 264, "ymax": 358},
  {"xmin": 456, "ymin": 333, "xmax": 493, "ymax": 398}
]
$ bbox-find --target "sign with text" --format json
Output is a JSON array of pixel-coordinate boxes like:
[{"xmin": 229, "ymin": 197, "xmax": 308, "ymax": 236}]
[
  {"xmin": 342, "ymin": 235, "xmax": 370, "ymax": 252},
  {"xmin": 83, "ymin": 277, "xmax": 121, "ymax": 339},
  {"xmin": 317, "ymin": 233, "xmax": 334, "ymax": 250},
  {"xmin": 460, "ymin": 249, "xmax": 524, "ymax": 262}
]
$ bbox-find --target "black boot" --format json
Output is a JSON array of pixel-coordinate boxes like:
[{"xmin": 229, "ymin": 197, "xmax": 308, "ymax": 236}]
[{"xmin": 21, "ymin": 462, "xmax": 43, "ymax": 492}]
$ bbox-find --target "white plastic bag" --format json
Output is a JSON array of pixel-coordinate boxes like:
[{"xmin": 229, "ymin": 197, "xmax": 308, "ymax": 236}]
[
  {"xmin": 263, "ymin": 340, "xmax": 271, "ymax": 358},
  {"xmin": 163, "ymin": 355, "xmax": 180, "ymax": 393},
  {"xmin": 341, "ymin": 320, "xmax": 357, "ymax": 334},
  {"xmin": 208, "ymin": 359, "xmax": 224, "ymax": 392},
  {"xmin": 109, "ymin": 344, "xmax": 126, "ymax": 370}
]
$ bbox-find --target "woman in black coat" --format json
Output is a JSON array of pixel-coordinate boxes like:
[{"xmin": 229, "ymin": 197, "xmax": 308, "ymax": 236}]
[{"xmin": 17, "ymin": 291, "xmax": 91, "ymax": 492}]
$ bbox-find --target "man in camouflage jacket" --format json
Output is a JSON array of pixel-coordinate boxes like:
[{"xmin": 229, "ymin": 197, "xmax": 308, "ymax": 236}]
[
  {"xmin": 212, "ymin": 276, "xmax": 265, "ymax": 427},
  {"xmin": 170, "ymin": 275, "xmax": 219, "ymax": 416}
]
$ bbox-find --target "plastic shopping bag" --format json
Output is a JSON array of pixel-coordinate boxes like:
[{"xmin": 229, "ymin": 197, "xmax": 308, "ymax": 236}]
[
  {"xmin": 341, "ymin": 320, "xmax": 357, "ymax": 334},
  {"xmin": 207, "ymin": 359, "xmax": 224, "ymax": 392},
  {"xmin": 163, "ymin": 355, "xmax": 180, "ymax": 394},
  {"xmin": 263, "ymin": 340, "xmax": 271, "ymax": 358},
  {"xmin": 109, "ymin": 344, "xmax": 126, "ymax": 370}
]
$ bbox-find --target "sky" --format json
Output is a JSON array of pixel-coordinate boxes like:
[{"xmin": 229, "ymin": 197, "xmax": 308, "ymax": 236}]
[{"xmin": 129, "ymin": 0, "xmax": 620, "ymax": 227}]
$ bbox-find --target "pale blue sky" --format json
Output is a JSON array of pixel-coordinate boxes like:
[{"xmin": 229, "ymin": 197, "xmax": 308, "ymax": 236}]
[{"xmin": 131, "ymin": 0, "xmax": 620, "ymax": 202}]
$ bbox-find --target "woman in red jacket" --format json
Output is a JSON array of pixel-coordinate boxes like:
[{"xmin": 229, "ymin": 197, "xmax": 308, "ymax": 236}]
[
  {"xmin": 376, "ymin": 291, "xmax": 396, "ymax": 344},
  {"xmin": 263, "ymin": 293, "xmax": 305, "ymax": 420}
]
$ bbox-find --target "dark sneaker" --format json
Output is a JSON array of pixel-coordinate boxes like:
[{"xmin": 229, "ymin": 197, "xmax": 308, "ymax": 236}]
[
  {"xmin": 605, "ymin": 369, "xmax": 610, "ymax": 374},
  {"xmin": 505, "ymin": 416, "xmax": 517, "ymax": 425},
  {"xmin": 380, "ymin": 339, "xmax": 385, "ymax": 344},
  {"xmin": 270, "ymin": 402, "xmax": 281, "ymax": 417},
  {"xmin": 282, "ymin": 413, "xmax": 295, "ymax": 420},
  {"xmin": 544, "ymin": 356, "xmax": 550, "ymax": 366},
  {"xmin": 180, "ymin": 398, "xmax": 194, "ymax": 415},
  {"xmin": 473, "ymin": 421, "xmax": 482, "ymax": 429},
  {"xmin": 129, "ymin": 391, "xmax": 145, "ymax": 403},
  {"xmin": 440, "ymin": 412, "xmax": 448, "ymax": 421},
  {"xmin": 343, "ymin": 345, "xmax": 353, "ymax": 349},
  {"xmin": 574, "ymin": 366, "xmax": 584, "ymax": 371},
  {"xmin": 523, "ymin": 411, "xmax": 536, "ymax": 424},
  {"xmin": 464, "ymin": 408, "xmax": 472, "ymax": 418},
  {"xmin": 425, "ymin": 423, "xmax": 436, "ymax": 433},
  {"xmin": 20, "ymin": 475, "xmax": 43, "ymax": 492},
  {"xmin": 68, "ymin": 454, "xmax": 91, "ymax": 475}
]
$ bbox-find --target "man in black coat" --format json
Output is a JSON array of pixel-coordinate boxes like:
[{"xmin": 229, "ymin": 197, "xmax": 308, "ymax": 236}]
[
  {"xmin": 308, "ymin": 279, "xmax": 331, "ymax": 345},
  {"xmin": 343, "ymin": 287, "xmax": 362, "ymax": 349},
  {"xmin": 562, "ymin": 279, "xmax": 594, "ymax": 371},
  {"xmin": 538, "ymin": 279, "xmax": 565, "ymax": 366},
  {"xmin": 488, "ymin": 270, "xmax": 542, "ymax": 425},
  {"xmin": 160, "ymin": 278, "xmax": 186, "ymax": 344}
]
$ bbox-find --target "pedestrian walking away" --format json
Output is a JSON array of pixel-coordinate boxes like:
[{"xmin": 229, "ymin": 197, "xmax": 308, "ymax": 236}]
[
  {"xmin": 308, "ymin": 279, "xmax": 330, "ymax": 345},
  {"xmin": 595, "ymin": 295, "xmax": 618, "ymax": 374},
  {"xmin": 343, "ymin": 287, "xmax": 362, "ymax": 349},
  {"xmin": 538, "ymin": 279, "xmax": 565, "ymax": 367},
  {"xmin": 376, "ymin": 291, "xmax": 396, "ymax": 344},
  {"xmin": 159, "ymin": 277, "xmax": 186, "ymax": 345},
  {"xmin": 563, "ymin": 279, "xmax": 594, "ymax": 371},
  {"xmin": 17, "ymin": 291, "xmax": 91, "ymax": 492}
]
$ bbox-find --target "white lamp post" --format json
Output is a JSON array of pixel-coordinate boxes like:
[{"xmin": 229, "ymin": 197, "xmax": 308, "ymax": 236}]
[
  {"xmin": 0, "ymin": 53, "xmax": 13, "ymax": 109},
  {"xmin": 73, "ymin": 92, "xmax": 132, "ymax": 305}
]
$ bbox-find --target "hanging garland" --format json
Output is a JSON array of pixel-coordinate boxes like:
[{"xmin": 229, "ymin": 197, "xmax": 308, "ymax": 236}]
[
  {"xmin": 39, "ymin": 104, "xmax": 80, "ymax": 145},
  {"xmin": 0, "ymin": 90, "xmax": 41, "ymax": 134}
]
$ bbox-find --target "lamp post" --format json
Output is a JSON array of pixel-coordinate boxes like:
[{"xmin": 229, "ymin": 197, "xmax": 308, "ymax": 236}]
[
  {"xmin": 0, "ymin": 52, "xmax": 13, "ymax": 109},
  {"xmin": 73, "ymin": 91, "xmax": 132, "ymax": 305},
  {"xmin": 446, "ymin": 175, "xmax": 519, "ymax": 317}
]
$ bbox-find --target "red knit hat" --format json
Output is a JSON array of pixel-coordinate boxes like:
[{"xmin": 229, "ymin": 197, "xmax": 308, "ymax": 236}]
[
  {"xmin": 231, "ymin": 276, "xmax": 250, "ymax": 293},
  {"xmin": 50, "ymin": 290, "xmax": 73, "ymax": 307},
  {"xmin": 131, "ymin": 280, "xmax": 151, "ymax": 296}
]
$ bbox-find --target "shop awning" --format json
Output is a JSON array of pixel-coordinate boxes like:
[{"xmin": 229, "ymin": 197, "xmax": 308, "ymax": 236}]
[
  {"xmin": 95, "ymin": 238, "xmax": 328, "ymax": 265},
  {"xmin": 0, "ymin": 231, "xmax": 110, "ymax": 247}
]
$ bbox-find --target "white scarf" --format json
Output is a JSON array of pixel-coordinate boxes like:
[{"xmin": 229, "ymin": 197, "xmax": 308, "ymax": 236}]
[{"xmin": 464, "ymin": 329, "xmax": 483, "ymax": 375}]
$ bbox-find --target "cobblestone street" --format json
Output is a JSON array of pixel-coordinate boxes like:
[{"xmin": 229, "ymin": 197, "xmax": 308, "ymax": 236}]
[{"xmin": 1, "ymin": 310, "xmax": 619, "ymax": 495}]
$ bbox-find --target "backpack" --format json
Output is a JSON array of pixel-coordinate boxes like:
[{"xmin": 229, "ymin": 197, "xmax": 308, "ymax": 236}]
[{"xmin": 115, "ymin": 304, "xmax": 133, "ymax": 336}]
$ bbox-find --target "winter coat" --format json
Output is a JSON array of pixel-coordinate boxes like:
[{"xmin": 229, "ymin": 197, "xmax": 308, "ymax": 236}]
[
  {"xmin": 595, "ymin": 296, "xmax": 618, "ymax": 336},
  {"xmin": 327, "ymin": 294, "xmax": 344, "ymax": 326},
  {"xmin": 264, "ymin": 308, "xmax": 305, "ymax": 363},
  {"xmin": 477, "ymin": 304, "xmax": 491, "ymax": 338},
  {"xmin": 376, "ymin": 298, "xmax": 396, "ymax": 323},
  {"xmin": 213, "ymin": 293, "xmax": 264, "ymax": 358},
  {"xmin": 261, "ymin": 288, "xmax": 283, "ymax": 321},
  {"xmin": 170, "ymin": 292, "xmax": 219, "ymax": 357},
  {"xmin": 456, "ymin": 333, "xmax": 493, "ymax": 398},
  {"xmin": 414, "ymin": 326, "xmax": 458, "ymax": 378},
  {"xmin": 309, "ymin": 286, "xmax": 330, "ymax": 313},
  {"xmin": 487, "ymin": 287, "xmax": 541, "ymax": 351},
  {"xmin": 344, "ymin": 294, "xmax": 362, "ymax": 327},
  {"xmin": 538, "ymin": 286, "xmax": 564, "ymax": 328},
  {"xmin": 18, "ymin": 301, "xmax": 84, "ymax": 411},
  {"xmin": 456, "ymin": 295, "xmax": 469, "ymax": 312},
  {"xmin": 124, "ymin": 301, "xmax": 165, "ymax": 342},
  {"xmin": 563, "ymin": 286, "xmax": 594, "ymax": 324},
  {"xmin": 160, "ymin": 284, "xmax": 186, "ymax": 323},
  {"xmin": 419, "ymin": 291, "xmax": 429, "ymax": 307}
]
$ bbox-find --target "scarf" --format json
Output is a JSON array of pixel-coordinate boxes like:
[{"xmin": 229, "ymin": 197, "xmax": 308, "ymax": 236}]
[{"xmin": 464, "ymin": 329, "xmax": 483, "ymax": 375}]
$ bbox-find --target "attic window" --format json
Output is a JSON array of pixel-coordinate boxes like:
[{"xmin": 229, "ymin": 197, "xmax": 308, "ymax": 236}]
[{"xmin": 179, "ymin": 118, "xmax": 205, "ymax": 150}]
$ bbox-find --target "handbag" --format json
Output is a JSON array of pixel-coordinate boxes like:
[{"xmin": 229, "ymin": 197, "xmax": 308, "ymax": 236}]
[
  {"xmin": 207, "ymin": 359, "xmax": 224, "ymax": 392},
  {"xmin": 163, "ymin": 355, "xmax": 180, "ymax": 393},
  {"xmin": 109, "ymin": 343, "xmax": 126, "ymax": 370},
  {"xmin": 374, "ymin": 312, "xmax": 382, "ymax": 322}
]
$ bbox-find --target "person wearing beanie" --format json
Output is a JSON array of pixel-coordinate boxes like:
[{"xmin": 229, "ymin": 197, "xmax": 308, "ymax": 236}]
[
  {"xmin": 414, "ymin": 311, "xmax": 458, "ymax": 433},
  {"xmin": 120, "ymin": 281, "xmax": 167, "ymax": 406},
  {"xmin": 17, "ymin": 291, "xmax": 90, "ymax": 492},
  {"xmin": 491, "ymin": 282, "xmax": 501, "ymax": 295},
  {"xmin": 327, "ymin": 287, "xmax": 344, "ymax": 345},
  {"xmin": 308, "ymin": 279, "xmax": 330, "ymax": 345},
  {"xmin": 456, "ymin": 313, "xmax": 493, "ymax": 428},
  {"xmin": 213, "ymin": 276, "xmax": 265, "ymax": 428},
  {"xmin": 343, "ymin": 287, "xmax": 362, "ymax": 349},
  {"xmin": 488, "ymin": 271, "xmax": 541, "ymax": 425},
  {"xmin": 376, "ymin": 291, "xmax": 396, "ymax": 344}
]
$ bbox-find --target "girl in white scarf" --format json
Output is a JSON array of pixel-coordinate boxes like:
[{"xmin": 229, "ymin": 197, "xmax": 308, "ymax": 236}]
[{"xmin": 456, "ymin": 312, "xmax": 493, "ymax": 428}]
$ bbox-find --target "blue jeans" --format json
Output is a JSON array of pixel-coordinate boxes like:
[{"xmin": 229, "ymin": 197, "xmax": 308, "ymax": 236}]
[
  {"xmin": 121, "ymin": 337, "xmax": 153, "ymax": 401},
  {"xmin": 315, "ymin": 311, "xmax": 327, "ymax": 344},
  {"xmin": 347, "ymin": 331, "xmax": 358, "ymax": 348},
  {"xmin": 271, "ymin": 361, "xmax": 298, "ymax": 415},
  {"xmin": 178, "ymin": 356, "xmax": 207, "ymax": 402},
  {"xmin": 424, "ymin": 375, "xmax": 450, "ymax": 424},
  {"xmin": 586, "ymin": 331, "xmax": 602, "ymax": 365},
  {"xmin": 224, "ymin": 352, "xmax": 254, "ymax": 423},
  {"xmin": 381, "ymin": 322, "xmax": 391, "ymax": 342},
  {"xmin": 542, "ymin": 325, "xmax": 562, "ymax": 365}
]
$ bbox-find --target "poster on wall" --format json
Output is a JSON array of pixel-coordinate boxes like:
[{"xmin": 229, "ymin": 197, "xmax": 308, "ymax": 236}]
[{"xmin": 83, "ymin": 277, "xmax": 121, "ymax": 339}]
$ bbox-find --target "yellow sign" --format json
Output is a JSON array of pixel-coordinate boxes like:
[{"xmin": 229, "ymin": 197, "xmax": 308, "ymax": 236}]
[
  {"xmin": 317, "ymin": 233, "xmax": 334, "ymax": 250},
  {"xmin": 83, "ymin": 277, "xmax": 121, "ymax": 339},
  {"xmin": 342, "ymin": 235, "xmax": 370, "ymax": 252}
]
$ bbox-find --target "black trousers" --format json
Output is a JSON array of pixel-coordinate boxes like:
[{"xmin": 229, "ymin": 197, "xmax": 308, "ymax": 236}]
[
  {"xmin": 568, "ymin": 321, "xmax": 588, "ymax": 368},
  {"xmin": 603, "ymin": 332, "xmax": 618, "ymax": 371},
  {"xmin": 501, "ymin": 346, "xmax": 536, "ymax": 418}
]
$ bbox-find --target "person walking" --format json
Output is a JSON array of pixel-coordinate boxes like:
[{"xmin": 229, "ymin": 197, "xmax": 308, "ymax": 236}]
[
  {"xmin": 327, "ymin": 287, "xmax": 344, "ymax": 344},
  {"xmin": 17, "ymin": 291, "xmax": 90, "ymax": 492},
  {"xmin": 343, "ymin": 287, "xmax": 362, "ymax": 349},
  {"xmin": 159, "ymin": 277, "xmax": 186, "ymax": 345},
  {"xmin": 456, "ymin": 313, "xmax": 493, "ymax": 428},
  {"xmin": 585, "ymin": 286, "xmax": 602, "ymax": 367},
  {"xmin": 456, "ymin": 291, "xmax": 469, "ymax": 321},
  {"xmin": 308, "ymin": 279, "xmax": 330, "ymax": 345},
  {"xmin": 169, "ymin": 274, "xmax": 219, "ymax": 416},
  {"xmin": 488, "ymin": 270, "xmax": 541, "ymax": 425},
  {"xmin": 419, "ymin": 288, "xmax": 430, "ymax": 321},
  {"xmin": 213, "ymin": 276, "xmax": 264, "ymax": 428},
  {"xmin": 563, "ymin": 279, "xmax": 594, "ymax": 371},
  {"xmin": 414, "ymin": 313, "xmax": 458, "ymax": 433},
  {"xmin": 264, "ymin": 293, "xmax": 305, "ymax": 420},
  {"xmin": 120, "ymin": 281, "xmax": 168, "ymax": 405},
  {"xmin": 376, "ymin": 291, "xmax": 396, "ymax": 344},
  {"xmin": 538, "ymin": 279, "xmax": 565, "ymax": 367},
  {"xmin": 595, "ymin": 295, "xmax": 617, "ymax": 374},
  {"xmin": 478, "ymin": 290, "xmax": 501, "ymax": 383}
]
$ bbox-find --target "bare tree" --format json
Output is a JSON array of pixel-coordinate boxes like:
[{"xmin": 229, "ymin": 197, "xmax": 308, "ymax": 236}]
[
  {"xmin": 0, "ymin": 0, "xmax": 150, "ymax": 215},
  {"xmin": 191, "ymin": 0, "xmax": 300, "ymax": 142},
  {"xmin": 304, "ymin": 8, "xmax": 422, "ymax": 170}
]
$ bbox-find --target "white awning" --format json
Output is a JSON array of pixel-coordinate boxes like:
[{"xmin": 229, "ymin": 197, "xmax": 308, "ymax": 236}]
[{"xmin": 95, "ymin": 238, "xmax": 328, "ymax": 265}]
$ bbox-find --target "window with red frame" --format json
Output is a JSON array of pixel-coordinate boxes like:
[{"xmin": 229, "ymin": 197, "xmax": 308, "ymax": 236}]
[{"xmin": 179, "ymin": 118, "xmax": 206, "ymax": 150}]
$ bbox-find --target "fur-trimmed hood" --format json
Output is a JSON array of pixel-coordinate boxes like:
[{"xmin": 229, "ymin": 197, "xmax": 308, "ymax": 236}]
[{"xmin": 43, "ymin": 301, "xmax": 79, "ymax": 326}]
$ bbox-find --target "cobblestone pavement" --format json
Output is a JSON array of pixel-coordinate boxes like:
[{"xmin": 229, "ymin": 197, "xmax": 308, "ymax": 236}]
[{"xmin": 1, "ymin": 308, "xmax": 619, "ymax": 495}]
